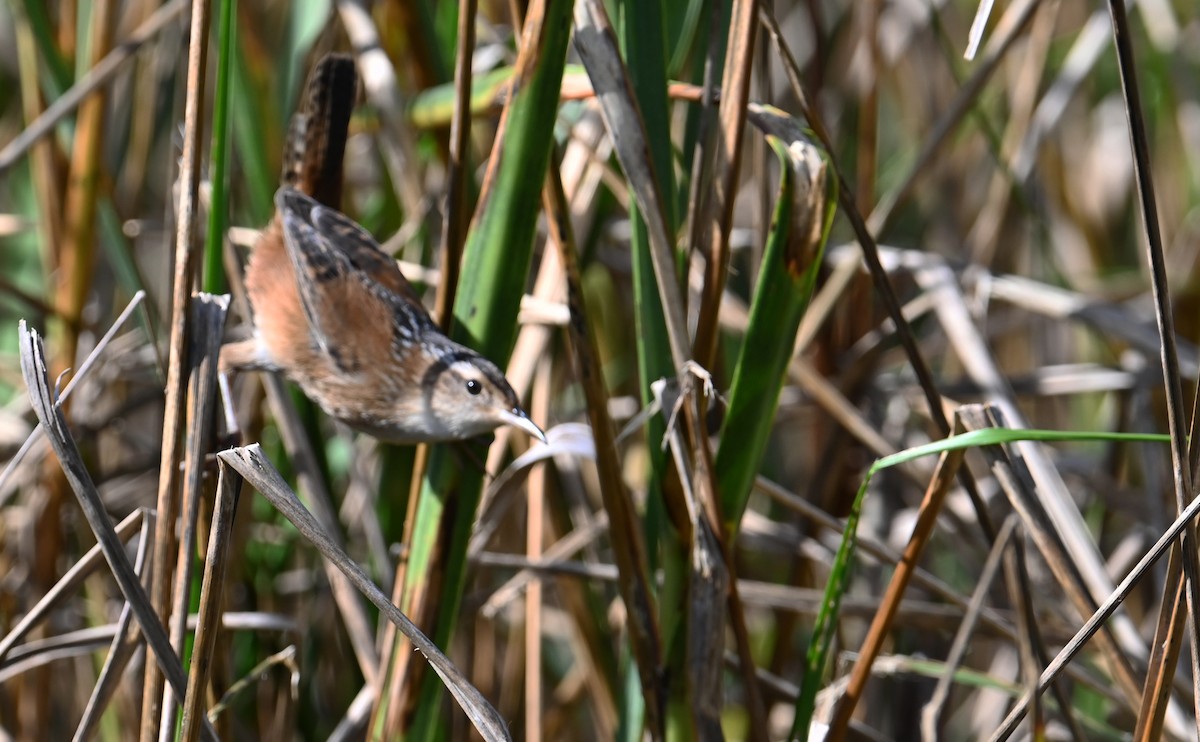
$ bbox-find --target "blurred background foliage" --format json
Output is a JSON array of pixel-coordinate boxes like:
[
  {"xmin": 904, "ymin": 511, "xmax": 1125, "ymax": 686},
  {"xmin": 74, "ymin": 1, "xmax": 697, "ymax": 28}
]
[{"xmin": 0, "ymin": 0, "xmax": 1199, "ymax": 740}]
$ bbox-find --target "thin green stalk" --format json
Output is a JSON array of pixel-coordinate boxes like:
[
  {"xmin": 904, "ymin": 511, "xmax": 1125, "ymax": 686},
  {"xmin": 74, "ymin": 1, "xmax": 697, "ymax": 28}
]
[
  {"xmin": 381, "ymin": 2, "xmax": 575, "ymax": 739},
  {"xmin": 615, "ymin": 0, "xmax": 683, "ymax": 736},
  {"xmin": 716, "ymin": 121, "xmax": 831, "ymax": 535},
  {"xmin": 203, "ymin": 0, "xmax": 236, "ymax": 294}
]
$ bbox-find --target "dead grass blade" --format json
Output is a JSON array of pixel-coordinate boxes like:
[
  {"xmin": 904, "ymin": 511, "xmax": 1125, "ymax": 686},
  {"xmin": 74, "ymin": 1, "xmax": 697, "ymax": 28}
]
[
  {"xmin": 217, "ymin": 444, "xmax": 512, "ymax": 742},
  {"xmin": 162, "ymin": 292, "xmax": 229, "ymax": 732},
  {"xmin": 1105, "ymin": 0, "xmax": 1200, "ymax": 733},
  {"xmin": 17, "ymin": 322, "xmax": 217, "ymax": 742},
  {"xmin": 74, "ymin": 513, "xmax": 155, "ymax": 742},
  {"xmin": 179, "ymin": 457, "xmax": 244, "ymax": 742}
]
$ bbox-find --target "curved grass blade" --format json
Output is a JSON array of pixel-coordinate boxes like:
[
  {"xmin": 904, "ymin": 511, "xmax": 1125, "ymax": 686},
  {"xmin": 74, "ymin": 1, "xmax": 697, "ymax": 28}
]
[
  {"xmin": 791, "ymin": 425, "xmax": 1173, "ymax": 738},
  {"xmin": 716, "ymin": 110, "xmax": 830, "ymax": 536},
  {"xmin": 217, "ymin": 445, "xmax": 511, "ymax": 742}
]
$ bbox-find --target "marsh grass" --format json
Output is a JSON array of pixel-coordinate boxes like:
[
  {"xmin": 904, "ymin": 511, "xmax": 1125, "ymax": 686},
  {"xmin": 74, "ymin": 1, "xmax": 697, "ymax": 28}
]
[{"xmin": 0, "ymin": 0, "xmax": 1198, "ymax": 740}]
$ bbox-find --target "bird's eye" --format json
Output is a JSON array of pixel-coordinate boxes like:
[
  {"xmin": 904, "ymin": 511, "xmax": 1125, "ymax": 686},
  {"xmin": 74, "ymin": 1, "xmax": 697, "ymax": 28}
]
[{"xmin": 466, "ymin": 379, "xmax": 482, "ymax": 396}]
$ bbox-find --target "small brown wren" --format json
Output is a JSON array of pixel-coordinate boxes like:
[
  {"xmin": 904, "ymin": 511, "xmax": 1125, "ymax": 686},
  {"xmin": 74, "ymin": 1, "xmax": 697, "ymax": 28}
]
[{"xmin": 220, "ymin": 54, "xmax": 544, "ymax": 444}]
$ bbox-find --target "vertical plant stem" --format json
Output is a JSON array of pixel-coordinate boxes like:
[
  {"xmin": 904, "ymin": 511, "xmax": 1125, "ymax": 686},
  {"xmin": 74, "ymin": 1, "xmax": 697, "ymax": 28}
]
[
  {"xmin": 1105, "ymin": 0, "xmax": 1200, "ymax": 733},
  {"xmin": 142, "ymin": 0, "xmax": 211, "ymax": 735},
  {"xmin": 179, "ymin": 460, "xmax": 244, "ymax": 742},
  {"xmin": 691, "ymin": 0, "xmax": 758, "ymax": 370},
  {"xmin": 376, "ymin": 2, "xmax": 574, "ymax": 738},
  {"xmin": 544, "ymin": 161, "xmax": 664, "ymax": 735},
  {"xmin": 203, "ymin": 0, "xmax": 236, "ymax": 295},
  {"xmin": 826, "ymin": 440, "xmax": 967, "ymax": 740},
  {"xmin": 435, "ymin": 0, "xmax": 477, "ymax": 328}
]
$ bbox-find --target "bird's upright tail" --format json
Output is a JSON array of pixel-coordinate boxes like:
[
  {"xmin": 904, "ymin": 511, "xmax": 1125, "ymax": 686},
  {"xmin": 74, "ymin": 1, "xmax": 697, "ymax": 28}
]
[{"xmin": 281, "ymin": 53, "xmax": 358, "ymax": 208}]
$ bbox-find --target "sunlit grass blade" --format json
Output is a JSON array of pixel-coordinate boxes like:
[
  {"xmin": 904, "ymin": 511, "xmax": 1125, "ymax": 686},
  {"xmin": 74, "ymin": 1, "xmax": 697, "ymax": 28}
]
[
  {"xmin": 203, "ymin": 0, "xmax": 236, "ymax": 295},
  {"xmin": 716, "ymin": 110, "xmax": 830, "ymax": 536},
  {"xmin": 383, "ymin": 1, "xmax": 575, "ymax": 738},
  {"xmin": 791, "ymin": 424, "xmax": 1173, "ymax": 738},
  {"xmin": 230, "ymin": 47, "xmax": 275, "ymax": 226},
  {"xmin": 614, "ymin": 0, "xmax": 678, "ymax": 734}
]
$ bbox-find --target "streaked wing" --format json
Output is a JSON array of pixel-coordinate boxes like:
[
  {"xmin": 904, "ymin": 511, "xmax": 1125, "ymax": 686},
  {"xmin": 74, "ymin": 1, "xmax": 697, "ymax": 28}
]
[
  {"xmin": 277, "ymin": 189, "xmax": 432, "ymax": 373},
  {"xmin": 308, "ymin": 202, "xmax": 425, "ymax": 307}
]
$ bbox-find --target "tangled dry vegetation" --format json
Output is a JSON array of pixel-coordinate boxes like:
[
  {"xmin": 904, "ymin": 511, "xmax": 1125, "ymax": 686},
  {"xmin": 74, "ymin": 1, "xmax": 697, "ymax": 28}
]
[{"xmin": 1, "ymin": 0, "xmax": 1199, "ymax": 740}]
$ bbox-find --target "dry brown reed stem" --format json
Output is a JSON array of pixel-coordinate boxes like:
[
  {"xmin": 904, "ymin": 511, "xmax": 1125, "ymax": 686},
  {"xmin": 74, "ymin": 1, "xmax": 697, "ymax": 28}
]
[
  {"xmin": 523, "ymin": 359, "xmax": 552, "ymax": 742},
  {"xmin": 825, "ymin": 417, "xmax": 968, "ymax": 740},
  {"xmin": 543, "ymin": 158, "xmax": 665, "ymax": 736},
  {"xmin": 1135, "ymin": 549, "xmax": 1188, "ymax": 742},
  {"xmin": 436, "ymin": 0, "xmax": 478, "ymax": 329},
  {"xmin": 1108, "ymin": 0, "xmax": 1200, "ymax": 730},
  {"xmin": 691, "ymin": 0, "xmax": 757, "ymax": 371},
  {"xmin": 142, "ymin": 0, "xmax": 211, "ymax": 729},
  {"xmin": 179, "ymin": 460, "xmax": 243, "ymax": 742},
  {"xmin": 161, "ymin": 294, "xmax": 229, "ymax": 732}
]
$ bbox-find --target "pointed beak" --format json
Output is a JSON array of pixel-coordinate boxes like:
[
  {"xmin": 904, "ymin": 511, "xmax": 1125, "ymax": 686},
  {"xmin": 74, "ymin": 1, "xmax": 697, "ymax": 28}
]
[{"xmin": 499, "ymin": 407, "xmax": 547, "ymax": 443}]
